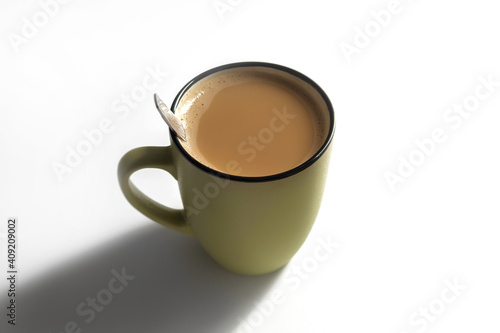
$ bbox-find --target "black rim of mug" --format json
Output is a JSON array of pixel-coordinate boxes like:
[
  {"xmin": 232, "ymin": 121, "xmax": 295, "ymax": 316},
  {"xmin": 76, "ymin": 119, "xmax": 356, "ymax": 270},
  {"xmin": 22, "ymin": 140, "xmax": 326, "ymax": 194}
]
[{"xmin": 170, "ymin": 61, "xmax": 335, "ymax": 183}]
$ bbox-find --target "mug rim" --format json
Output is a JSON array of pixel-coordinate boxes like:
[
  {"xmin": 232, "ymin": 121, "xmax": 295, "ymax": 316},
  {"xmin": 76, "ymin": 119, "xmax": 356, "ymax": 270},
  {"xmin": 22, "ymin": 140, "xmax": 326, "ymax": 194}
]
[{"xmin": 170, "ymin": 61, "xmax": 335, "ymax": 183}]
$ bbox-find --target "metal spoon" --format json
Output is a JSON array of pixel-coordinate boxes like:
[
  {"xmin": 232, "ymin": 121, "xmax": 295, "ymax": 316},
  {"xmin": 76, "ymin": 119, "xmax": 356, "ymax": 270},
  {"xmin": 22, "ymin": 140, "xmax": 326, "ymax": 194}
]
[{"xmin": 154, "ymin": 93, "xmax": 187, "ymax": 142}]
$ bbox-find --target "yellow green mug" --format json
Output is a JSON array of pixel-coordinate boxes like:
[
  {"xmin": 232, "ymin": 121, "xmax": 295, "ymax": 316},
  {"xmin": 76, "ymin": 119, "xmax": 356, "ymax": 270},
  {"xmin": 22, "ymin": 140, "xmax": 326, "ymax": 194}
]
[{"xmin": 118, "ymin": 62, "xmax": 335, "ymax": 275}]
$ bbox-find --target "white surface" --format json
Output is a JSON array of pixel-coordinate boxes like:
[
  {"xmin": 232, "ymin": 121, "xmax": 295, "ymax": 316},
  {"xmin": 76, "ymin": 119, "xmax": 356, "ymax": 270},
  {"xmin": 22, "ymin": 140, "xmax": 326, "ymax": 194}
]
[{"xmin": 1, "ymin": 0, "xmax": 499, "ymax": 332}]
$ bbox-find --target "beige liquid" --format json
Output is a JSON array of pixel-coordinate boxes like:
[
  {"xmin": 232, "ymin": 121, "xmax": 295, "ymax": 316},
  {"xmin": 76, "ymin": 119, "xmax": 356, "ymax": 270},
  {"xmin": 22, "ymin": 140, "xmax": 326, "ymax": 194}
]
[{"xmin": 176, "ymin": 67, "xmax": 328, "ymax": 177}]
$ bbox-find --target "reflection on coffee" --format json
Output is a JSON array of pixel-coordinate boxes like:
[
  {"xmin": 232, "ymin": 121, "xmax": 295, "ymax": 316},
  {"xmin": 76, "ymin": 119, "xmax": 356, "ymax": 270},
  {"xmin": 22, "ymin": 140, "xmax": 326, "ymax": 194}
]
[{"xmin": 176, "ymin": 67, "xmax": 329, "ymax": 177}]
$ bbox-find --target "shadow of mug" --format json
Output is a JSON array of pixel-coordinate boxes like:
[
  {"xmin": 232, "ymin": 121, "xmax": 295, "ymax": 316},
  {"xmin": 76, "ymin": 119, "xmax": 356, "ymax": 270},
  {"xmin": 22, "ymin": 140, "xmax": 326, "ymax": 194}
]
[{"xmin": 1, "ymin": 223, "xmax": 282, "ymax": 333}]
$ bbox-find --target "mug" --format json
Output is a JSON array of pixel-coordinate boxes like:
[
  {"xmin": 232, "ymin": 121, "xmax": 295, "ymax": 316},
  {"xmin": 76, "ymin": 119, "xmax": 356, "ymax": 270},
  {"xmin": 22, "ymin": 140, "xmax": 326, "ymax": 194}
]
[{"xmin": 117, "ymin": 62, "xmax": 335, "ymax": 275}]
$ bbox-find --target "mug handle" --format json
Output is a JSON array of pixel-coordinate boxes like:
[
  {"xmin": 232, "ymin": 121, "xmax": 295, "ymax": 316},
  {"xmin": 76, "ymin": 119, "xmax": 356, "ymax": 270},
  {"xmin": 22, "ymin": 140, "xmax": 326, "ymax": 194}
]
[{"xmin": 117, "ymin": 146, "xmax": 194, "ymax": 236}]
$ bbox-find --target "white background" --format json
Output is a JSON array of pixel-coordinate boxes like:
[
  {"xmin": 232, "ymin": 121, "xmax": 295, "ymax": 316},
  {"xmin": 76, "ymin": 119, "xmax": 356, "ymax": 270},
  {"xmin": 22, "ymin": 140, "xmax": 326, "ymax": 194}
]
[{"xmin": 1, "ymin": 0, "xmax": 499, "ymax": 332}]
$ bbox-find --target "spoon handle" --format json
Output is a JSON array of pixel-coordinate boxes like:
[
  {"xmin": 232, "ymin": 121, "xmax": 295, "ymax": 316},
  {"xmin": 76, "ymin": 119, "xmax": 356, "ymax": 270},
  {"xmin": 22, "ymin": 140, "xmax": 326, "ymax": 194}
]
[{"xmin": 154, "ymin": 93, "xmax": 187, "ymax": 141}]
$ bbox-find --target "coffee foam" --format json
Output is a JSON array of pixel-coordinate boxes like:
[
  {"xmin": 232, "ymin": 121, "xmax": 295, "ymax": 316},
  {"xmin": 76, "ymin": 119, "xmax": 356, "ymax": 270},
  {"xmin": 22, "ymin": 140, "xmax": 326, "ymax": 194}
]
[{"xmin": 175, "ymin": 67, "xmax": 330, "ymax": 173}]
